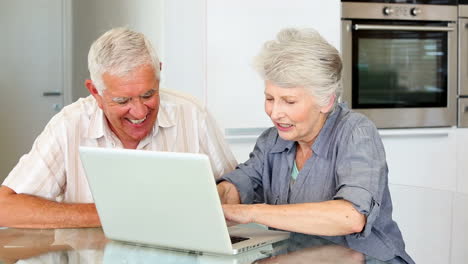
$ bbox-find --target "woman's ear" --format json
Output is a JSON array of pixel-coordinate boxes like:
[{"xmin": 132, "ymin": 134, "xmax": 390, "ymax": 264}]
[{"xmin": 320, "ymin": 94, "xmax": 336, "ymax": 113}]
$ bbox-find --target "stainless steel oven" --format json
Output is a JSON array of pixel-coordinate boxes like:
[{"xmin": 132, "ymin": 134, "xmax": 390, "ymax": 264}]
[
  {"xmin": 341, "ymin": 1, "xmax": 458, "ymax": 128},
  {"xmin": 459, "ymin": 1, "xmax": 468, "ymax": 127}
]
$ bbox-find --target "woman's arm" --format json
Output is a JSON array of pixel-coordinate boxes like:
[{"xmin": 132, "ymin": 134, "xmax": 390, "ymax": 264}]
[
  {"xmin": 217, "ymin": 181, "xmax": 241, "ymax": 204},
  {"xmin": 216, "ymin": 128, "xmax": 278, "ymax": 204},
  {"xmin": 222, "ymin": 200, "xmax": 366, "ymax": 236}
]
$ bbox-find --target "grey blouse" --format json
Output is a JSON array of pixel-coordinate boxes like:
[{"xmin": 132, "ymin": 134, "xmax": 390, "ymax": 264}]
[{"xmin": 219, "ymin": 103, "xmax": 414, "ymax": 264}]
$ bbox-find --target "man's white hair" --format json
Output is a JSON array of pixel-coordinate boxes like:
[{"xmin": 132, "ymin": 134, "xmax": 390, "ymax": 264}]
[
  {"xmin": 88, "ymin": 27, "xmax": 160, "ymax": 93},
  {"xmin": 253, "ymin": 28, "xmax": 342, "ymax": 110}
]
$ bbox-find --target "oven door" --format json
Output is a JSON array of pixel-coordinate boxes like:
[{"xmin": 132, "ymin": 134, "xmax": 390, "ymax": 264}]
[{"xmin": 342, "ymin": 20, "xmax": 457, "ymax": 128}]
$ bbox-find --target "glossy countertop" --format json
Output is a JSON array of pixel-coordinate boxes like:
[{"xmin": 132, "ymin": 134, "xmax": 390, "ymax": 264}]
[{"xmin": 0, "ymin": 227, "xmax": 390, "ymax": 264}]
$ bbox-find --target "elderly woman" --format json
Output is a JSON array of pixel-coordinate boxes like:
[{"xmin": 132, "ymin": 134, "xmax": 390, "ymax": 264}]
[{"xmin": 217, "ymin": 28, "xmax": 414, "ymax": 264}]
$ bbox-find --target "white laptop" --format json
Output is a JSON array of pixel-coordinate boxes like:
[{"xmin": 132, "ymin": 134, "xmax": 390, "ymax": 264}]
[
  {"xmin": 103, "ymin": 240, "xmax": 275, "ymax": 264},
  {"xmin": 79, "ymin": 147, "xmax": 289, "ymax": 255}
]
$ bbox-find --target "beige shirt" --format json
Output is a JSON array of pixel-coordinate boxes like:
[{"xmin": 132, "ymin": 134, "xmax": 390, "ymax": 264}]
[{"xmin": 3, "ymin": 89, "xmax": 237, "ymax": 203}]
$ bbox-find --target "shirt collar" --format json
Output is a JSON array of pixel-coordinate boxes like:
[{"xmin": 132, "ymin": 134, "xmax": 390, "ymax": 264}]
[
  {"xmin": 155, "ymin": 102, "xmax": 176, "ymax": 129},
  {"xmin": 87, "ymin": 106, "xmax": 106, "ymax": 139},
  {"xmin": 150, "ymin": 103, "xmax": 176, "ymax": 137},
  {"xmin": 271, "ymin": 132, "xmax": 295, "ymax": 154},
  {"xmin": 311, "ymin": 103, "xmax": 347, "ymax": 158}
]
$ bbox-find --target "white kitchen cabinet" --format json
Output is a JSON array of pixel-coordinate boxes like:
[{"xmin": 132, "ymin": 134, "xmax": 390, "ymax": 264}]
[
  {"xmin": 456, "ymin": 128, "xmax": 468, "ymax": 195},
  {"xmin": 381, "ymin": 128, "xmax": 457, "ymax": 192},
  {"xmin": 451, "ymin": 193, "xmax": 468, "ymax": 264},
  {"xmin": 452, "ymin": 130, "xmax": 468, "ymax": 264},
  {"xmin": 389, "ymin": 184, "xmax": 453, "ymax": 264}
]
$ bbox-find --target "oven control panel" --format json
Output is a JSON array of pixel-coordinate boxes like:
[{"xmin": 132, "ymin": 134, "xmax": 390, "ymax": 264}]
[
  {"xmin": 341, "ymin": 2, "xmax": 457, "ymax": 21},
  {"xmin": 383, "ymin": 6, "xmax": 421, "ymax": 18}
]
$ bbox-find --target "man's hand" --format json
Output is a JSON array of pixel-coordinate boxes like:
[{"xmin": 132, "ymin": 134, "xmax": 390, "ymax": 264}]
[{"xmin": 216, "ymin": 181, "xmax": 241, "ymax": 204}]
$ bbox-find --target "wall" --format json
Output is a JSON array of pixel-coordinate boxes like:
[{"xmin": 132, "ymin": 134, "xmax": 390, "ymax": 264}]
[
  {"xmin": 71, "ymin": 0, "xmax": 98, "ymax": 100},
  {"xmin": 162, "ymin": 0, "xmax": 207, "ymax": 102},
  {"xmin": 0, "ymin": 0, "xmax": 69, "ymax": 182},
  {"xmin": 71, "ymin": 0, "xmax": 164, "ymax": 101}
]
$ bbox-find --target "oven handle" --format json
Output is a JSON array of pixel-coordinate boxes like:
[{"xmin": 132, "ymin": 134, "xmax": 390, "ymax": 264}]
[{"xmin": 353, "ymin": 24, "xmax": 454, "ymax": 32}]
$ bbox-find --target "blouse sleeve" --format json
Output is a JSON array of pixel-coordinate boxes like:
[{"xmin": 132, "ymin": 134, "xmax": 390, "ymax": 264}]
[
  {"xmin": 217, "ymin": 128, "xmax": 276, "ymax": 204},
  {"xmin": 333, "ymin": 119, "xmax": 388, "ymax": 239}
]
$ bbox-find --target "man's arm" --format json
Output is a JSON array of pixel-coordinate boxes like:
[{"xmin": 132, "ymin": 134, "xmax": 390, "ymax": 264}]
[
  {"xmin": 0, "ymin": 186, "xmax": 100, "ymax": 228},
  {"xmin": 197, "ymin": 109, "xmax": 237, "ymax": 179}
]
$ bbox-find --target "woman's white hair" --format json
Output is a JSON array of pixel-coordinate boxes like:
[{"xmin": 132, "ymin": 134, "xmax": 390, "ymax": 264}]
[
  {"xmin": 88, "ymin": 27, "xmax": 160, "ymax": 93},
  {"xmin": 253, "ymin": 28, "xmax": 342, "ymax": 110}
]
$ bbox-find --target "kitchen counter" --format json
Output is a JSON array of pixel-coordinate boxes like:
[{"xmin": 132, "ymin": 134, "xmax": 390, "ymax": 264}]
[{"xmin": 0, "ymin": 227, "xmax": 390, "ymax": 263}]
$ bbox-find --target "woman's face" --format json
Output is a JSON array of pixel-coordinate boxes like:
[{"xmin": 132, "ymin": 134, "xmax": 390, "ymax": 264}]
[{"xmin": 264, "ymin": 81, "xmax": 332, "ymax": 145}]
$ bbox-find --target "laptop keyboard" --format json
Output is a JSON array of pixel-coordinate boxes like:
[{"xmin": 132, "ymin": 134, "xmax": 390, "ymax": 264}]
[{"xmin": 230, "ymin": 235, "xmax": 250, "ymax": 244}]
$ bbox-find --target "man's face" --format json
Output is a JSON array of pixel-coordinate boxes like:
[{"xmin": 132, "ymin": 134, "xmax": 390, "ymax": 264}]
[{"xmin": 89, "ymin": 65, "xmax": 160, "ymax": 149}]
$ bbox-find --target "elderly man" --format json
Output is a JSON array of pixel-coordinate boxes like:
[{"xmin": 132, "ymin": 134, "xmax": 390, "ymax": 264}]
[{"xmin": 0, "ymin": 28, "xmax": 237, "ymax": 228}]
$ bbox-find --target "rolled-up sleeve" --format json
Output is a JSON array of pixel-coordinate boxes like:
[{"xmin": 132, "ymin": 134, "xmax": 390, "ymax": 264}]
[
  {"xmin": 217, "ymin": 129, "xmax": 275, "ymax": 204},
  {"xmin": 333, "ymin": 121, "xmax": 387, "ymax": 239}
]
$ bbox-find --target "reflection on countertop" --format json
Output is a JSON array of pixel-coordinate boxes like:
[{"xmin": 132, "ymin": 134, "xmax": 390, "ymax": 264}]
[{"xmin": 0, "ymin": 227, "xmax": 389, "ymax": 264}]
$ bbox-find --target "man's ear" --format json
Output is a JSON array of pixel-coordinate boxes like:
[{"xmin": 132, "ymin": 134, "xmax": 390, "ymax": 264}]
[
  {"xmin": 85, "ymin": 79, "xmax": 104, "ymax": 109},
  {"xmin": 320, "ymin": 94, "xmax": 336, "ymax": 114}
]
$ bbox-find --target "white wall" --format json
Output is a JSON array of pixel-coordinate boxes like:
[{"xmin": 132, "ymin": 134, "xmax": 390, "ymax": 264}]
[
  {"xmin": 162, "ymin": 0, "xmax": 207, "ymax": 102},
  {"xmin": 0, "ymin": 0, "xmax": 68, "ymax": 182},
  {"xmin": 71, "ymin": 0, "xmax": 164, "ymax": 101},
  {"xmin": 71, "ymin": 0, "xmax": 97, "ymax": 100}
]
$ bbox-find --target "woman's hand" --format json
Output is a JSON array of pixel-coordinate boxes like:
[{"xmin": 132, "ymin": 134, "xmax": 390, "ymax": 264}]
[{"xmin": 221, "ymin": 204, "xmax": 256, "ymax": 225}]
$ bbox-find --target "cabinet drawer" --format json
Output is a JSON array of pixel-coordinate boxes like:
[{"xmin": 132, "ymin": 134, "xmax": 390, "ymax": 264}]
[{"xmin": 381, "ymin": 128, "xmax": 456, "ymax": 191}]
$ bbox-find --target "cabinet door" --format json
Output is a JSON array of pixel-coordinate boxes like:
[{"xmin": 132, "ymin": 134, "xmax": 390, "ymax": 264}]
[
  {"xmin": 390, "ymin": 184, "xmax": 452, "ymax": 264},
  {"xmin": 206, "ymin": 0, "xmax": 341, "ymax": 130},
  {"xmin": 381, "ymin": 128, "xmax": 457, "ymax": 192},
  {"xmin": 452, "ymin": 130, "xmax": 468, "ymax": 263},
  {"xmin": 456, "ymin": 129, "xmax": 468, "ymax": 194},
  {"xmin": 451, "ymin": 193, "xmax": 468, "ymax": 264},
  {"xmin": 162, "ymin": 0, "xmax": 205, "ymax": 102}
]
